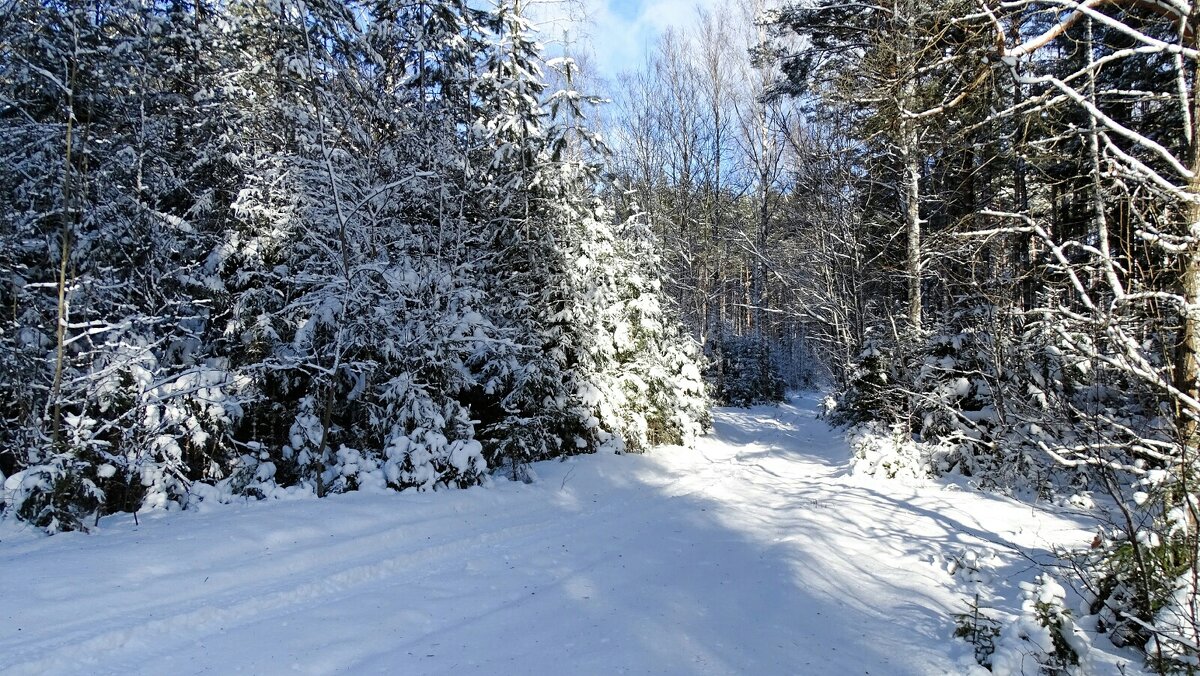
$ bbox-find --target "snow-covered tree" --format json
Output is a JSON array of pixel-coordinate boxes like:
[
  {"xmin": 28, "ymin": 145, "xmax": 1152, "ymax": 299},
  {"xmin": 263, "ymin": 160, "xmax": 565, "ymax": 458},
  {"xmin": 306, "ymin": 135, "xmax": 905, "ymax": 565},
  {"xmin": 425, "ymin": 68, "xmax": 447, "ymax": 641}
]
[
  {"xmin": 1, "ymin": 0, "xmax": 710, "ymax": 530},
  {"xmin": 0, "ymin": 0, "xmax": 250, "ymax": 530}
]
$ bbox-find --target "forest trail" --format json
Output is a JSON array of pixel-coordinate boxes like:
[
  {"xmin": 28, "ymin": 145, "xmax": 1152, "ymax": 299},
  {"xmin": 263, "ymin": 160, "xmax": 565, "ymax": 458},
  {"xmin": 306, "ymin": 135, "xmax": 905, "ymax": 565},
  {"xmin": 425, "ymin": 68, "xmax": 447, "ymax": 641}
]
[{"xmin": 1, "ymin": 396, "xmax": 1114, "ymax": 675}]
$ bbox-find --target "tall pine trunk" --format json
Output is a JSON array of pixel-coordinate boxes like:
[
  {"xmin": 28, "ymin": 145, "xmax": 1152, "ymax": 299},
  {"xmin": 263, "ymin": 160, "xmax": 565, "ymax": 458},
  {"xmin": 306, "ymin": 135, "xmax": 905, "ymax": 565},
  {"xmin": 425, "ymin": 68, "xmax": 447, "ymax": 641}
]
[{"xmin": 1178, "ymin": 7, "xmax": 1200, "ymax": 455}]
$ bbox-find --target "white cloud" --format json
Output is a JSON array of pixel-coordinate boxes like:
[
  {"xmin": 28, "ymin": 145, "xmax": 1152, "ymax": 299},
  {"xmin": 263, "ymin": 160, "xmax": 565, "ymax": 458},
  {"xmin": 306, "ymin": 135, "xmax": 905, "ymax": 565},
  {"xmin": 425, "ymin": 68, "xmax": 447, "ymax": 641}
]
[{"xmin": 528, "ymin": 0, "xmax": 733, "ymax": 84}]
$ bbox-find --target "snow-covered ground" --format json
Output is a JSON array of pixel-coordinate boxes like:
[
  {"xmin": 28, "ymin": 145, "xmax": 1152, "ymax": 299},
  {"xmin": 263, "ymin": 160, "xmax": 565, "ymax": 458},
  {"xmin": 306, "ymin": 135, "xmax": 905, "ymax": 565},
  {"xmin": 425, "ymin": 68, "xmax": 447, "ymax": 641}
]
[{"xmin": 1, "ymin": 395, "xmax": 1141, "ymax": 675}]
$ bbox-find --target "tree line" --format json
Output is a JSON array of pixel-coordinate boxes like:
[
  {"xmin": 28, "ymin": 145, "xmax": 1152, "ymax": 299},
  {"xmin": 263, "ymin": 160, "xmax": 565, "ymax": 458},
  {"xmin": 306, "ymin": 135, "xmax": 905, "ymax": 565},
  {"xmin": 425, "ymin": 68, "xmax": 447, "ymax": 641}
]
[{"xmin": 0, "ymin": 0, "xmax": 710, "ymax": 533}]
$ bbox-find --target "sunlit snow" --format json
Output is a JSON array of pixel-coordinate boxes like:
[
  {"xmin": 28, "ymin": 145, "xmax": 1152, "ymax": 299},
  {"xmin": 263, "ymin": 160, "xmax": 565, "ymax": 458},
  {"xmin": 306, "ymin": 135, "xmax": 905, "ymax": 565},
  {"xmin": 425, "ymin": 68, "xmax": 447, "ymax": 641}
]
[{"xmin": 0, "ymin": 395, "xmax": 1139, "ymax": 674}]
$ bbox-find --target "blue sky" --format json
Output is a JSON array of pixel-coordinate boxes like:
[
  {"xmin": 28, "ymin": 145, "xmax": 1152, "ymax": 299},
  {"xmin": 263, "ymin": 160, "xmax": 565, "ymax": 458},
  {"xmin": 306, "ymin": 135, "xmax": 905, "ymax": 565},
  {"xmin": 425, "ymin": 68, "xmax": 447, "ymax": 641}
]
[{"xmin": 531, "ymin": 0, "xmax": 729, "ymax": 84}]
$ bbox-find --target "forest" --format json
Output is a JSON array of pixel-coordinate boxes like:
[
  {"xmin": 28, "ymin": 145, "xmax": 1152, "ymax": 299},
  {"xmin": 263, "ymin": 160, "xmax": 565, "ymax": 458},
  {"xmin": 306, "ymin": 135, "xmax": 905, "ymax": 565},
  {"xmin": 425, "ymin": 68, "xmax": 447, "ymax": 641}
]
[
  {"xmin": 2, "ymin": 0, "xmax": 1200, "ymax": 671},
  {"xmin": 0, "ymin": 0, "xmax": 714, "ymax": 528},
  {"xmin": 597, "ymin": 0, "xmax": 1200, "ymax": 669}
]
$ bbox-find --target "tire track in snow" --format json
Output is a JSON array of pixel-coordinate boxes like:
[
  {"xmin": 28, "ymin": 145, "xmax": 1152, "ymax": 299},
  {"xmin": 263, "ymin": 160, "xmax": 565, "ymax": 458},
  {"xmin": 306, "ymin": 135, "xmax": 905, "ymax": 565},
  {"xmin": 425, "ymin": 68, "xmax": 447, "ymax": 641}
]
[
  {"xmin": 4, "ymin": 512, "xmax": 557, "ymax": 673},
  {"xmin": 0, "ymin": 395, "xmax": 1111, "ymax": 675},
  {"xmin": 4, "ymin": 494, "xmax": 632, "ymax": 675}
]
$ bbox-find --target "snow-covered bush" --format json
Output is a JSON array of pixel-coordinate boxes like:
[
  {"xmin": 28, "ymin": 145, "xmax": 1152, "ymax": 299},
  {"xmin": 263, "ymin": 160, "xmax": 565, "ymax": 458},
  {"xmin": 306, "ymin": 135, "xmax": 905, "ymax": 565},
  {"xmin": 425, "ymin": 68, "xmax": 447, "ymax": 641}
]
[
  {"xmin": 1147, "ymin": 569, "xmax": 1200, "ymax": 673},
  {"xmin": 955, "ymin": 594, "xmax": 1002, "ymax": 669},
  {"xmin": 711, "ymin": 333, "xmax": 787, "ymax": 407},
  {"xmin": 991, "ymin": 575, "xmax": 1089, "ymax": 675},
  {"xmin": 1076, "ymin": 488, "xmax": 1200, "ymax": 672},
  {"xmin": 832, "ymin": 303, "xmax": 1086, "ymax": 494},
  {"xmin": 847, "ymin": 421, "xmax": 940, "ymax": 481},
  {"xmin": 911, "ymin": 309, "xmax": 1001, "ymax": 468},
  {"xmin": 4, "ymin": 453, "xmax": 104, "ymax": 534},
  {"xmin": 829, "ymin": 335, "xmax": 906, "ymax": 428}
]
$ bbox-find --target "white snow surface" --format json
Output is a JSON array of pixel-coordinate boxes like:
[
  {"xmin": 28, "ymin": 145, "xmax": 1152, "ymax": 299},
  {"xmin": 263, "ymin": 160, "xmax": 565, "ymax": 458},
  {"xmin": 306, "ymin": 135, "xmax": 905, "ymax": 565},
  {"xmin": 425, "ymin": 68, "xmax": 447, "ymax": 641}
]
[{"xmin": 1, "ymin": 395, "xmax": 1142, "ymax": 675}]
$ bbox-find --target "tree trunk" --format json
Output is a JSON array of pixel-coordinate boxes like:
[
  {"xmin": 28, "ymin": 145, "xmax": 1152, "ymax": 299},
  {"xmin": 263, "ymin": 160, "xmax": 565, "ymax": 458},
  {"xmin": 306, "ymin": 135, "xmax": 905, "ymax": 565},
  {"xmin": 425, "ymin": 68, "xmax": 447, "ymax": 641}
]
[
  {"xmin": 1177, "ymin": 7, "xmax": 1200, "ymax": 452},
  {"xmin": 902, "ymin": 128, "xmax": 922, "ymax": 331},
  {"xmin": 1178, "ymin": 150, "xmax": 1200, "ymax": 452},
  {"xmin": 49, "ymin": 21, "xmax": 80, "ymax": 446},
  {"xmin": 897, "ymin": 0, "xmax": 922, "ymax": 332}
]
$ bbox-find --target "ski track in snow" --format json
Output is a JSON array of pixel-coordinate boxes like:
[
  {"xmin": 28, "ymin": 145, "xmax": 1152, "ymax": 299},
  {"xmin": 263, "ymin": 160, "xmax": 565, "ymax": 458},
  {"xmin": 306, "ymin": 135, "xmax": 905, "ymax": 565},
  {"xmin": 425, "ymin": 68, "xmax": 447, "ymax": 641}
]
[{"xmin": 0, "ymin": 394, "xmax": 1136, "ymax": 675}]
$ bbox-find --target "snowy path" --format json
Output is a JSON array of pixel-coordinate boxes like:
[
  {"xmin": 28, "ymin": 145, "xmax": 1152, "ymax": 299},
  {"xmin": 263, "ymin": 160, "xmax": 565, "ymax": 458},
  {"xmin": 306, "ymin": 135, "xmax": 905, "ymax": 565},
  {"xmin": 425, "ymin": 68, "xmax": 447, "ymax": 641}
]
[{"xmin": 1, "ymin": 395, "xmax": 1105, "ymax": 675}]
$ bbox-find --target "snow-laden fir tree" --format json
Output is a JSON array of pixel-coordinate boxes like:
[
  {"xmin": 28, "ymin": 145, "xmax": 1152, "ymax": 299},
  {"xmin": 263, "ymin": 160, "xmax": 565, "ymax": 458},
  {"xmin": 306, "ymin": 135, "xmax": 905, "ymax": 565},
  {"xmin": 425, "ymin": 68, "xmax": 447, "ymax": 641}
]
[{"xmin": 464, "ymin": 6, "xmax": 709, "ymax": 471}]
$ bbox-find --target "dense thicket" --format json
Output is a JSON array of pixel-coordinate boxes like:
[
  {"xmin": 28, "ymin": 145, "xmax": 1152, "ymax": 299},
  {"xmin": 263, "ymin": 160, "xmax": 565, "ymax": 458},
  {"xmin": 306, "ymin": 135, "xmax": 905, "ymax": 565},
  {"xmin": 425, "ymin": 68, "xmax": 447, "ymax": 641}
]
[{"xmin": 0, "ymin": 0, "xmax": 709, "ymax": 533}]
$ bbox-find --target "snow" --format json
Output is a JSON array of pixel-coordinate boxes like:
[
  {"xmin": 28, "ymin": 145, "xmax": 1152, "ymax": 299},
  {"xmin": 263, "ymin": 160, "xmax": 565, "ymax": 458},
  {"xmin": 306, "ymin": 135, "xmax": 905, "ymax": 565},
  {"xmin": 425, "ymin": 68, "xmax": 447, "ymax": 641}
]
[{"xmin": 0, "ymin": 394, "xmax": 1142, "ymax": 675}]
